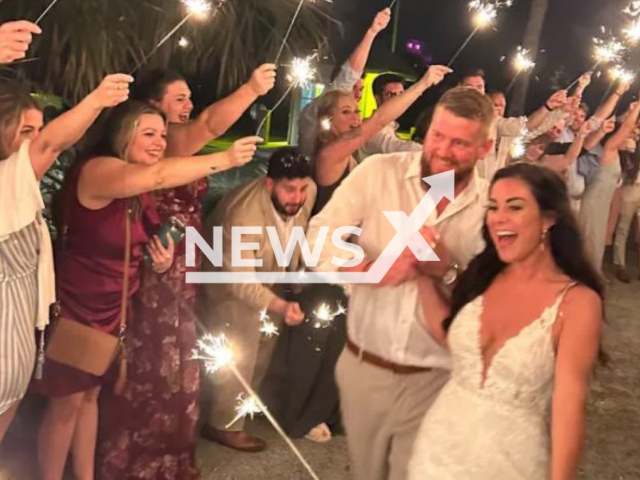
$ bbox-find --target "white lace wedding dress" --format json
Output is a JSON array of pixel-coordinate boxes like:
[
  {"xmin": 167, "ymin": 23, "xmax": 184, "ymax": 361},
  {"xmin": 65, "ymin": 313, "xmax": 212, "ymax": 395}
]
[{"xmin": 408, "ymin": 285, "xmax": 574, "ymax": 479}]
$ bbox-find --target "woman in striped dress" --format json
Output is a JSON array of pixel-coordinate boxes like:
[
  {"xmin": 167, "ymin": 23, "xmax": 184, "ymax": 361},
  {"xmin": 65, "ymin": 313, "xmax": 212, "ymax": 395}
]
[{"xmin": 0, "ymin": 58, "xmax": 133, "ymax": 446}]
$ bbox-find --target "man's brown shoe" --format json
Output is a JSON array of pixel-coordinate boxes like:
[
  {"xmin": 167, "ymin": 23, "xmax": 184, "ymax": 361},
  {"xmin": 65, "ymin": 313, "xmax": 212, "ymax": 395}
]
[{"xmin": 201, "ymin": 424, "xmax": 266, "ymax": 452}]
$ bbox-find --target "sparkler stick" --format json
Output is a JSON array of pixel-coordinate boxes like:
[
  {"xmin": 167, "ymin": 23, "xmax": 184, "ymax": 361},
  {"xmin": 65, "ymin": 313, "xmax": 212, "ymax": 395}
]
[
  {"xmin": 228, "ymin": 362, "xmax": 319, "ymax": 480},
  {"xmin": 131, "ymin": 0, "xmax": 213, "ymax": 75},
  {"xmin": 274, "ymin": 0, "xmax": 306, "ymax": 65},
  {"xmin": 194, "ymin": 334, "xmax": 319, "ymax": 480},
  {"xmin": 507, "ymin": 47, "xmax": 535, "ymax": 93},
  {"xmin": 256, "ymin": 55, "xmax": 316, "ymax": 136},
  {"xmin": 447, "ymin": 27, "xmax": 479, "ymax": 67},
  {"xmin": 389, "ymin": 0, "xmax": 399, "ymax": 9},
  {"xmin": 34, "ymin": 0, "xmax": 60, "ymax": 25}
]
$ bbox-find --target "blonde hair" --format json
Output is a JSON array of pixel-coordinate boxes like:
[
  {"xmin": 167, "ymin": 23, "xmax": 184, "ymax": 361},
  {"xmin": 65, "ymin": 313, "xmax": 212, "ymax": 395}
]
[
  {"xmin": 314, "ymin": 89, "xmax": 356, "ymax": 151},
  {"xmin": 435, "ymin": 86, "xmax": 494, "ymax": 138}
]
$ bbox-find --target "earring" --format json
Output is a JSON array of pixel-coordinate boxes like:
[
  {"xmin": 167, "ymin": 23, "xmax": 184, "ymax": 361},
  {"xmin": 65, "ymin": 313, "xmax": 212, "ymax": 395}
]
[{"xmin": 540, "ymin": 228, "xmax": 548, "ymax": 251}]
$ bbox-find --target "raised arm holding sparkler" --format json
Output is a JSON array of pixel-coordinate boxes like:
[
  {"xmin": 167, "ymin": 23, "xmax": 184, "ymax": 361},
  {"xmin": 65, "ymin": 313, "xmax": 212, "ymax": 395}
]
[
  {"xmin": 298, "ymin": 7, "xmax": 391, "ymax": 157},
  {"xmin": 315, "ymin": 65, "xmax": 451, "ymax": 188},
  {"xmin": 157, "ymin": 63, "xmax": 277, "ymax": 156},
  {"xmin": 0, "ymin": 20, "xmax": 40, "ymax": 64}
]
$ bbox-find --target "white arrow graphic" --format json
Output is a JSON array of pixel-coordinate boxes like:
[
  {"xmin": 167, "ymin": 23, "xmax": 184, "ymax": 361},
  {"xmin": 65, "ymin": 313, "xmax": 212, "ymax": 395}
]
[{"xmin": 186, "ymin": 170, "xmax": 455, "ymax": 284}]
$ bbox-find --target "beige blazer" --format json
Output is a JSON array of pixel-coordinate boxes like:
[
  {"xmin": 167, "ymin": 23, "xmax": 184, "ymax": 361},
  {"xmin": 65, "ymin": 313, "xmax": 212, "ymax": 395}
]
[{"xmin": 199, "ymin": 177, "xmax": 316, "ymax": 329}]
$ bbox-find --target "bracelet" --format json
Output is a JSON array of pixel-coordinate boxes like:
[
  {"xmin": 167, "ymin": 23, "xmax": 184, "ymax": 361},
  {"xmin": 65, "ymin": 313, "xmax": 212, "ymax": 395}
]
[{"xmin": 544, "ymin": 103, "xmax": 553, "ymax": 111}]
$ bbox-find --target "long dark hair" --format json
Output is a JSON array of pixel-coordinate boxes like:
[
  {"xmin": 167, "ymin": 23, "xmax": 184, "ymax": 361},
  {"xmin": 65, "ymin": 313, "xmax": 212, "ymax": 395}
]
[
  {"xmin": 0, "ymin": 80, "xmax": 42, "ymax": 160},
  {"xmin": 444, "ymin": 163, "xmax": 604, "ymax": 331},
  {"xmin": 132, "ymin": 69, "xmax": 187, "ymax": 104}
]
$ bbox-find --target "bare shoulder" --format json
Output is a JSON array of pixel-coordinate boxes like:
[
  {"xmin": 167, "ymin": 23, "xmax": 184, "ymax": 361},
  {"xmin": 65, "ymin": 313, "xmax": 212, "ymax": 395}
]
[{"xmin": 558, "ymin": 284, "xmax": 603, "ymax": 331}]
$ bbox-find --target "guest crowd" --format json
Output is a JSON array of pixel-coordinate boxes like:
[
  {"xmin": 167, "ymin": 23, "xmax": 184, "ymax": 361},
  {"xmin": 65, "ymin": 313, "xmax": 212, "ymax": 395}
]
[{"xmin": 1, "ymin": 6, "xmax": 636, "ymax": 479}]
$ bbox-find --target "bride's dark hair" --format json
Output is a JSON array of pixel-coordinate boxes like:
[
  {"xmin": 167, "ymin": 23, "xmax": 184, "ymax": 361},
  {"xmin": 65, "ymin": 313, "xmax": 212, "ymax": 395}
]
[{"xmin": 444, "ymin": 163, "xmax": 604, "ymax": 331}]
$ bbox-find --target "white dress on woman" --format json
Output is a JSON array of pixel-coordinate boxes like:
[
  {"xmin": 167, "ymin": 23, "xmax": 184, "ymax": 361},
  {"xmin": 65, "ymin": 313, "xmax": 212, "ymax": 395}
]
[{"xmin": 408, "ymin": 284, "xmax": 575, "ymax": 480}]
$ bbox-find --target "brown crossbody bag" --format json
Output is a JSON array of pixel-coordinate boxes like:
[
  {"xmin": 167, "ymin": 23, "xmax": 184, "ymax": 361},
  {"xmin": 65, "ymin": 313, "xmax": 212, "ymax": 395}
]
[{"xmin": 44, "ymin": 203, "xmax": 132, "ymax": 388}]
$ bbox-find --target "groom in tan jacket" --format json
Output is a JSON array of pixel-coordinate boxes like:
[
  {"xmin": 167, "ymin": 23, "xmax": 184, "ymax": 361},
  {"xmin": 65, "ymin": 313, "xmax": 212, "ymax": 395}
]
[{"xmin": 200, "ymin": 147, "xmax": 316, "ymax": 451}]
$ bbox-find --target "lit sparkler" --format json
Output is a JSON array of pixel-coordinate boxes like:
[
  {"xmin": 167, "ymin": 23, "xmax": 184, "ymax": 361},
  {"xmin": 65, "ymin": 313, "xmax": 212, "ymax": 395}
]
[
  {"xmin": 623, "ymin": 19, "xmax": 640, "ymax": 45},
  {"xmin": 225, "ymin": 394, "xmax": 262, "ymax": 428},
  {"xmin": 260, "ymin": 320, "xmax": 279, "ymax": 338},
  {"xmin": 192, "ymin": 333, "xmax": 234, "ymax": 374},
  {"xmin": 259, "ymin": 309, "xmax": 279, "ymax": 338},
  {"xmin": 507, "ymin": 47, "xmax": 535, "ymax": 93},
  {"xmin": 309, "ymin": 301, "xmax": 347, "ymax": 328},
  {"xmin": 256, "ymin": 55, "xmax": 317, "ymax": 135},
  {"xmin": 194, "ymin": 334, "xmax": 319, "ymax": 479},
  {"xmin": 131, "ymin": 0, "xmax": 215, "ymax": 74},
  {"xmin": 178, "ymin": 36, "xmax": 190, "ymax": 48},
  {"xmin": 509, "ymin": 127, "xmax": 529, "ymax": 160},
  {"xmin": 274, "ymin": 0, "xmax": 306, "ymax": 64},
  {"xmin": 593, "ymin": 36, "xmax": 626, "ymax": 65},
  {"xmin": 609, "ymin": 65, "xmax": 635, "ymax": 85},
  {"xmin": 624, "ymin": 1, "xmax": 640, "ymax": 18},
  {"xmin": 447, "ymin": 0, "xmax": 513, "ymax": 67},
  {"xmin": 512, "ymin": 47, "xmax": 535, "ymax": 73}
]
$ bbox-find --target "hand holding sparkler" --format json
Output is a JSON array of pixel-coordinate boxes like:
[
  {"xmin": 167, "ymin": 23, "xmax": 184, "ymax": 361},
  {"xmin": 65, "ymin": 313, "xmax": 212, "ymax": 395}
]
[
  {"xmin": 420, "ymin": 65, "xmax": 454, "ymax": 89},
  {"xmin": 0, "ymin": 20, "xmax": 41, "ymax": 64},
  {"xmin": 615, "ymin": 79, "xmax": 632, "ymax": 96},
  {"xmin": 577, "ymin": 117, "xmax": 598, "ymax": 139},
  {"xmin": 247, "ymin": 64, "xmax": 277, "ymax": 96},
  {"xmin": 226, "ymin": 136, "xmax": 262, "ymax": 167},
  {"xmin": 600, "ymin": 116, "xmax": 617, "ymax": 134},
  {"xmin": 577, "ymin": 72, "xmax": 593, "ymax": 90},
  {"xmin": 87, "ymin": 74, "xmax": 134, "ymax": 109},
  {"xmin": 546, "ymin": 90, "xmax": 568, "ymax": 110},
  {"xmin": 369, "ymin": 7, "xmax": 392, "ymax": 35},
  {"xmin": 562, "ymin": 95, "xmax": 581, "ymax": 115},
  {"xmin": 284, "ymin": 302, "xmax": 304, "ymax": 326}
]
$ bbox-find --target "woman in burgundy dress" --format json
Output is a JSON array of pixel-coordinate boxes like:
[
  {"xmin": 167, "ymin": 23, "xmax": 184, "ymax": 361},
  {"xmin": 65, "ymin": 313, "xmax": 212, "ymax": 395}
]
[
  {"xmin": 96, "ymin": 66, "xmax": 276, "ymax": 479},
  {"xmin": 34, "ymin": 100, "xmax": 260, "ymax": 480}
]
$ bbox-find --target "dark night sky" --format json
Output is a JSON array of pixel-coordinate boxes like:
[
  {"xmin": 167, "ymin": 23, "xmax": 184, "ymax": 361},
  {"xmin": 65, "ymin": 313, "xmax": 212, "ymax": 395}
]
[{"xmin": 330, "ymin": 0, "xmax": 634, "ymax": 113}]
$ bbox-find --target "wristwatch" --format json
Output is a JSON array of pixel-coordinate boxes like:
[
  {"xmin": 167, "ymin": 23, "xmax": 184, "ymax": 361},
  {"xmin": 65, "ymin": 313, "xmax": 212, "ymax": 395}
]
[{"xmin": 442, "ymin": 263, "xmax": 460, "ymax": 286}]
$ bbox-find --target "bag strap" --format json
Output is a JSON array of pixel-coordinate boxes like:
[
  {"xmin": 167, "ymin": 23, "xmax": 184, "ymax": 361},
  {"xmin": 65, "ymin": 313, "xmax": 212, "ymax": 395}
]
[
  {"xmin": 119, "ymin": 202, "xmax": 132, "ymax": 338},
  {"xmin": 115, "ymin": 201, "xmax": 132, "ymax": 394}
]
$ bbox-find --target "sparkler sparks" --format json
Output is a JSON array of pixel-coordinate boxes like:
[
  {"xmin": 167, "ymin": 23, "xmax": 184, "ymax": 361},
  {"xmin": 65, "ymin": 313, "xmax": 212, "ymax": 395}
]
[
  {"xmin": 259, "ymin": 309, "xmax": 279, "ymax": 338},
  {"xmin": 609, "ymin": 66, "xmax": 635, "ymax": 85},
  {"xmin": 448, "ymin": 0, "xmax": 513, "ymax": 66},
  {"xmin": 623, "ymin": 19, "xmax": 640, "ymax": 44},
  {"xmin": 593, "ymin": 36, "xmax": 626, "ymax": 65},
  {"xmin": 181, "ymin": 0, "xmax": 212, "ymax": 19},
  {"xmin": 192, "ymin": 333, "xmax": 233, "ymax": 374},
  {"xmin": 624, "ymin": 1, "xmax": 640, "ymax": 18},
  {"xmin": 469, "ymin": 0, "xmax": 512, "ymax": 29},
  {"xmin": 287, "ymin": 55, "xmax": 317, "ymax": 88},
  {"xmin": 256, "ymin": 54, "xmax": 317, "ymax": 135},
  {"xmin": 512, "ymin": 47, "xmax": 535, "ymax": 73},
  {"xmin": 225, "ymin": 394, "xmax": 262, "ymax": 428},
  {"xmin": 509, "ymin": 127, "xmax": 529, "ymax": 160},
  {"xmin": 309, "ymin": 301, "xmax": 347, "ymax": 328}
]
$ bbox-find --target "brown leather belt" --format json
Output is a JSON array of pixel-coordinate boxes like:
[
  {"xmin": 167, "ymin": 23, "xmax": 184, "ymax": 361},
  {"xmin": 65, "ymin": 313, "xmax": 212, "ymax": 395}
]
[{"xmin": 345, "ymin": 337, "xmax": 433, "ymax": 375}]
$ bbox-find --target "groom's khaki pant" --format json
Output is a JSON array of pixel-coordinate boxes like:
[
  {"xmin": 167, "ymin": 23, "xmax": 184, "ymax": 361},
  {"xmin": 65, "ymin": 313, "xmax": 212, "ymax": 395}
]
[{"xmin": 335, "ymin": 348, "xmax": 449, "ymax": 480}]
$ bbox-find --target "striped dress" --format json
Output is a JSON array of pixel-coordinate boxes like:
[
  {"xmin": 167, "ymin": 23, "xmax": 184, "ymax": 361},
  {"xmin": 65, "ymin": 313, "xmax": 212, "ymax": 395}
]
[{"xmin": 0, "ymin": 220, "xmax": 39, "ymax": 414}]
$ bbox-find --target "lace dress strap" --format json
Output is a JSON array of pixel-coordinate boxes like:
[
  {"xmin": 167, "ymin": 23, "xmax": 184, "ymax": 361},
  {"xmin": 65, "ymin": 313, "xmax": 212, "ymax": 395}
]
[{"xmin": 546, "ymin": 281, "xmax": 579, "ymax": 327}]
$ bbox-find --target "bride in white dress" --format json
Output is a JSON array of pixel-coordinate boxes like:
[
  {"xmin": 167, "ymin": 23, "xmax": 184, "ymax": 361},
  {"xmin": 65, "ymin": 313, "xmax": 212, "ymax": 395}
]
[{"xmin": 408, "ymin": 164, "xmax": 604, "ymax": 480}]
